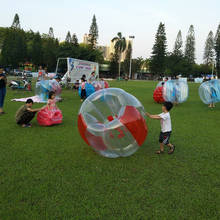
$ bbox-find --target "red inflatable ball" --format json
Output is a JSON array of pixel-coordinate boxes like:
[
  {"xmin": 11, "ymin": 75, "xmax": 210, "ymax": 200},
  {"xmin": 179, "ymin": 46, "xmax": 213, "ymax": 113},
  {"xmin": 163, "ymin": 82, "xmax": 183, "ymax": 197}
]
[
  {"xmin": 153, "ymin": 86, "xmax": 165, "ymax": 103},
  {"xmin": 37, "ymin": 107, "xmax": 63, "ymax": 126}
]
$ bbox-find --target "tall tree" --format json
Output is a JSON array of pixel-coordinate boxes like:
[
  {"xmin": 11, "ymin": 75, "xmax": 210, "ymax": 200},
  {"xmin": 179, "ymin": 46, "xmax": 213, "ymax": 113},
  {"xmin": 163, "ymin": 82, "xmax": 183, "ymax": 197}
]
[
  {"xmin": 88, "ymin": 15, "xmax": 98, "ymax": 48},
  {"xmin": 184, "ymin": 25, "xmax": 195, "ymax": 64},
  {"xmin": 149, "ymin": 22, "xmax": 167, "ymax": 76},
  {"xmin": 1, "ymin": 29, "xmax": 26, "ymax": 67},
  {"xmin": 71, "ymin": 33, "xmax": 79, "ymax": 46},
  {"xmin": 65, "ymin": 31, "xmax": 71, "ymax": 43},
  {"xmin": 11, "ymin": 13, "xmax": 21, "ymax": 29},
  {"xmin": 123, "ymin": 41, "xmax": 132, "ymax": 76},
  {"xmin": 48, "ymin": 27, "xmax": 54, "ymax": 38},
  {"xmin": 203, "ymin": 31, "xmax": 214, "ymax": 65},
  {"xmin": 173, "ymin": 30, "xmax": 183, "ymax": 57},
  {"xmin": 110, "ymin": 52, "xmax": 119, "ymax": 78},
  {"xmin": 111, "ymin": 32, "xmax": 127, "ymax": 79},
  {"xmin": 215, "ymin": 24, "xmax": 220, "ymax": 77}
]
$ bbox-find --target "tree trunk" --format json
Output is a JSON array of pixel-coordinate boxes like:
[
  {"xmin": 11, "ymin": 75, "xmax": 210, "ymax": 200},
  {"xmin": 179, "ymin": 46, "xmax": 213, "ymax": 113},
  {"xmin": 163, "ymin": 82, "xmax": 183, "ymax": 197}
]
[{"xmin": 118, "ymin": 53, "xmax": 121, "ymax": 79}]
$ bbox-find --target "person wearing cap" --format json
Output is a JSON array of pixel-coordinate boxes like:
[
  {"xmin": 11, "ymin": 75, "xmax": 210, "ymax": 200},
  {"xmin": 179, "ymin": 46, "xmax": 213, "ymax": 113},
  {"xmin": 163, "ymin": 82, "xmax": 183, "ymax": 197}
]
[{"xmin": 0, "ymin": 68, "xmax": 7, "ymax": 115}]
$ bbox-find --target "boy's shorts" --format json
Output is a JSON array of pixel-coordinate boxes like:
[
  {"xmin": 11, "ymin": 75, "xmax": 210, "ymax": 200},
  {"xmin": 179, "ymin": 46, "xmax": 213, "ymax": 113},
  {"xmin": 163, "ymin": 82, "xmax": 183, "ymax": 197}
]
[{"xmin": 159, "ymin": 131, "xmax": 172, "ymax": 145}]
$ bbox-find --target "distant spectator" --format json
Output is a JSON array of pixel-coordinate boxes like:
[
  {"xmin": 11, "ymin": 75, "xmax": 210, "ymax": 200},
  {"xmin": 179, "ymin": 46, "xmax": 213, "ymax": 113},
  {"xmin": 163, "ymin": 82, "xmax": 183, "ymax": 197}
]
[
  {"xmin": 74, "ymin": 80, "xmax": 80, "ymax": 90},
  {"xmin": 88, "ymin": 72, "xmax": 96, "ymax": 82},
  {"xmin": 37, "ymin": 66, "xmax": 46, "ymax": 81},
  {"xmin": 0, "ymin": 68, "xmax": 7, "ymax": 115}
]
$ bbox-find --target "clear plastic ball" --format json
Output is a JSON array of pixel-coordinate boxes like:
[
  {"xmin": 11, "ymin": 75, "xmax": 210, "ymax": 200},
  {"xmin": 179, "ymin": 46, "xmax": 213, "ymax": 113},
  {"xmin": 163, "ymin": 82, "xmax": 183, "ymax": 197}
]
[
  {"xmin": 163, "ymin": 80, "xmax": 188, "ymax": 103},
  {"xmin": 78, "ymin": 88, "xmax": 148, "ymax": 158},
  {"xmin": 199, "ymin": 79, "xmax": 220, "ymax": 104}
]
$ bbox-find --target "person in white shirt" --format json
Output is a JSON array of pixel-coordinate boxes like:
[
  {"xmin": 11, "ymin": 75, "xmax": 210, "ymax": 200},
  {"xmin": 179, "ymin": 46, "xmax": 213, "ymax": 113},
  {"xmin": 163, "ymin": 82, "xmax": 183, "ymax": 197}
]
[{"xmin": 146, "ymin": 101, "xmax": 175, "ymax": 154}]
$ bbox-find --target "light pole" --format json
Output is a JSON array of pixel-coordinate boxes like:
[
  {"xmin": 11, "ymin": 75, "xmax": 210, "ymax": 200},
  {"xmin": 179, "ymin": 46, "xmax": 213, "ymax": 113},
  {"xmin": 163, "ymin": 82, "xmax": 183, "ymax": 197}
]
[{"xmin": 129, "ymin": 36, "xmax": 135, "ymax": 79}]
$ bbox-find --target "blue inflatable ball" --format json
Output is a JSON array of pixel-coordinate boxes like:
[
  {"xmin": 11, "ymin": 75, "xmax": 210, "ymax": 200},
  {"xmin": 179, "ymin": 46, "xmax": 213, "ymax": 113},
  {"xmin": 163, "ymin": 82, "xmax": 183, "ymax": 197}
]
[
  {"xmin": 163, "ymin": 80, "xmax": 188, "ymax": 103},
  {"xmin": 199, "ymin": 79, "xmax": 220, "ymax": 104},
  {"xmin": 78, "ymin": 83, "xmax": 95, "ymax": 98}
]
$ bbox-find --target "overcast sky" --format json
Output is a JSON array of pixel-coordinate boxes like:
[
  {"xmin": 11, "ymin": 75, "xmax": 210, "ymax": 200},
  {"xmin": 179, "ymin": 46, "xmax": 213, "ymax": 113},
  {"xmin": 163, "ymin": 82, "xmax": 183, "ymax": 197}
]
[{"xmin": 0, "ymin": 0, "xmax": 219, "ymax": 63}]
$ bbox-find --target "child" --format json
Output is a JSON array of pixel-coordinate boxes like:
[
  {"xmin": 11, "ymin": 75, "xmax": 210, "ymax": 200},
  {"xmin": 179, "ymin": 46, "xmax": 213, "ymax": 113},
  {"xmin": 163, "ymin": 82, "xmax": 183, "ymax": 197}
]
[
  {"xmin": 37, "ymin": 91, "xmax": 62, "ymax": 126},
  {"xmin": 80, "ymin": 78, "xmax": 86, "ymax": 102},
  {"xmin": 47, "ymin": 91, "xmax": 57, "ymax": 110},
  {"xmin": 15, "ymin": 99, "xmax": 41, "ymax": 127},
  {"xmin": 146, "ymin": 101, "xmax": 175, "ymax": 154}
]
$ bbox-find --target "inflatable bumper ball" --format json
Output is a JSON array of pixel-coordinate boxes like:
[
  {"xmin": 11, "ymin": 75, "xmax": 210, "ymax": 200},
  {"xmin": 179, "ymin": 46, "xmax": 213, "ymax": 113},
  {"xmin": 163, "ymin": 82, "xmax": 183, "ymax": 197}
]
[
  {"xmin": 163, "ymin": 80, "xmax": 188, "ymax": 103},
  {"xmin": 35, "ymin": 80, "xmax": 62, "ymax": 103},
  {"xmin": 199, "ymin": 79, "xmax": 220, "ymax": 104},
  {"xmin": 92, "ymin": 80, "xmax": 110, "ymax": 91},
  {"xmin": 153, "ymin": 84, "xmax": 165, "ymax": 103},
  {"xmin": 78, "ymin": 83, "xmax": 96, "ymax": 98},
  {"xmin": 37, "ymin": 107, "xmax": 63, "ymax": 126},
  {"xmin": 78, "ymin": 88, "xmax": 148, "ymax": 158}
]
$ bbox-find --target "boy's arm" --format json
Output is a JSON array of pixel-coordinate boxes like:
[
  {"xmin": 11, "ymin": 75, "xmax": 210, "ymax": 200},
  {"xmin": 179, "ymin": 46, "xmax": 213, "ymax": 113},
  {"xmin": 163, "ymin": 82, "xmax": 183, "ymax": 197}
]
[
  {"xmin": 146, "ymin": 112, "xmax": 162, "ymax": 120},
  {"xmin": 27, "ymin": 107, "xmax": 42, "ymax": 112}
]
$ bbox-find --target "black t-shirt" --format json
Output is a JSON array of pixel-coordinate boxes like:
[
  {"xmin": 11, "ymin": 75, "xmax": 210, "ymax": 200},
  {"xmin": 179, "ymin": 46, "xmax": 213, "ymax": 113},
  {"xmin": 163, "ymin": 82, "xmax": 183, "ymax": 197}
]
[{"xmin": 0, "ymin": 74, "xmax": 6, "ymax": 88}]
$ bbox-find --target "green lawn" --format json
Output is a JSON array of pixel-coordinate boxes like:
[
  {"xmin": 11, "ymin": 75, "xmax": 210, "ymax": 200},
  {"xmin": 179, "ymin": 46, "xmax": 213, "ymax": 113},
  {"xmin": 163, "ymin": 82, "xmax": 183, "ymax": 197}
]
[{"xmin": 0, "ymin": 80, "xmax": 220, "ymax": 219}]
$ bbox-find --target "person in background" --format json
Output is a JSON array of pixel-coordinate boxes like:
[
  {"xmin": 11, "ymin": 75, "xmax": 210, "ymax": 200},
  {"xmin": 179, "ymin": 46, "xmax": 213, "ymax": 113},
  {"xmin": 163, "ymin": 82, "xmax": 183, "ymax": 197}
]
[
  {"xmin": 15, "ymin": 99, "xmax": 41, "ymax": 127},
  {"xmin": 0, "ymin": 68, "xmax": 7, "ymax": 115},
  {"xmin": 74, "ymin": 80, "xmax": 80, "ymax": 90},
  {"xmin": 37, "ymin": 66, "xmax": 46, "ymax": 81},
  {"xmin": 88, "ymin": 72, "xmax": 96, "ymax": 83},
  {"xmin": 80, "ymin": 78, "xmax": 86, "ymax": 102}
]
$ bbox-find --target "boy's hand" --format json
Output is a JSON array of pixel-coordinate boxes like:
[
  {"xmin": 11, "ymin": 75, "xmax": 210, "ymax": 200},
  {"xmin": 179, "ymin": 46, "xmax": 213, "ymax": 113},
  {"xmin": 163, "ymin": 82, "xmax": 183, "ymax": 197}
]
[{"xmin": 146, "ymin": 112, "xmax": 151, "ymax": 117}]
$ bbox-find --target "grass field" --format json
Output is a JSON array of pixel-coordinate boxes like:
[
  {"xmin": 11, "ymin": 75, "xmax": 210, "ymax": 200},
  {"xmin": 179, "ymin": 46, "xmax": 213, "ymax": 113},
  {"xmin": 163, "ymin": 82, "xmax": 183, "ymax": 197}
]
[{"xmin": 0, "ymin": 80, "xmax": 220, "ymax": 219}]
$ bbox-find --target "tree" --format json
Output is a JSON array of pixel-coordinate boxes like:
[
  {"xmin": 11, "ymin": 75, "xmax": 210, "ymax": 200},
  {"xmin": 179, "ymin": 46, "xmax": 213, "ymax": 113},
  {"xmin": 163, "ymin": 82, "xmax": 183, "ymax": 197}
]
[
  {"xmin": 48, "ymin": 27, "xmax": 54, "ymax": 38},
  {"xmin": 11, "ymin": 13, "xmax": 21, "ymax": 29},
  {"xmin": 31, "ymin": 32, "xmax": 43, "ymax": 66},
  {"xmin": 71, "ymin": 33, "xmax": 79, "ymax": 46},
  {"xmin": 41, "ymin": 34, "xmax": 59, "ymax": 71},
  {"xmin": 65, "ymin": 31, "xmax": 71, "ymax": 43},
  {"xmin": 123, "ymin": 41, "xmax": 132, "ymax": 76},
  {"xmin": 149, "ymin": 22, "xmax": 167, "ymax": 76},
  {"xmin": 184, "ymin": 25, "xmax": 195, "ymax": 64},
  {"xmin": 88, "ymin": 15, "xmax": 98, "ymax": 48},
  {"xmin": 203, "ymin": 31, "xmax": 214, "ymax": 65},
  {"xmin": 215, "ymin": 24, "xmax": 220, "ymax": 77},
  {"xmin": 1, "ymin": 28, "xmax": 26, "ymax": 68},
  {"xmin": 109, "ymin": 52, "xmax": 119, "ymax": 78},
  {"xmin": 112, "ymin": 32, "xmax": 127, "ymax": 78},
  {"xmin": 173, "ymin": 30, "xmax": 183, "ymax": 57}
]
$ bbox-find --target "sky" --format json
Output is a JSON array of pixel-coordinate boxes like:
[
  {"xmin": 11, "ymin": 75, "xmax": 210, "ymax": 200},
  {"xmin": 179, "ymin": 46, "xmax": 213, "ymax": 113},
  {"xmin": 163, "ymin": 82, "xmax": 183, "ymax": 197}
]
[{"xmin": 0, "ymin": 0, "xmax": 219, "ymax": 63}]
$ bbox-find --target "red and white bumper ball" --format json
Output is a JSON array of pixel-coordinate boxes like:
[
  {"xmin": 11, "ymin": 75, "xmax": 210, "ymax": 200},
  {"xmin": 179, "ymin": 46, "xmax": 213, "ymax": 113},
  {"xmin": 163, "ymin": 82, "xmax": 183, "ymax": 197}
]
[
  {"xmin": 91, "ymin": 80, "xmax": 109, "ymax": 91},
  {"xmin": 78, "ymin": 88, "xmax": 148, "ymax": 158},
  {"xmin": 37, "ymin": 107, "xmax": 62, "ymax": 126},
  {"xmin": 153, "ymin": 81, "xmax": 165, "ymax": 103}
]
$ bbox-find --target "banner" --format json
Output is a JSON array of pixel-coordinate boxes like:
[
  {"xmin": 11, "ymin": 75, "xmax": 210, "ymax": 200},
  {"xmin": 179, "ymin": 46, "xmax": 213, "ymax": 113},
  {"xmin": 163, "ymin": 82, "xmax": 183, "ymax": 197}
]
[{"xmin": 66, "ymin": 58, "xmax": 99, "ymax": 83}]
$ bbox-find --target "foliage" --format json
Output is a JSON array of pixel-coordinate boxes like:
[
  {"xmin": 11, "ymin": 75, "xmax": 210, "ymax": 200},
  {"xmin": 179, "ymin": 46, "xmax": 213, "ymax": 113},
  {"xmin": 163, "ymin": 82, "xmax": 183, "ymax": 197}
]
[
  {"xmin": 214, "ymin": 24, "xmax": 220, "ymax": 77},
  {"xmin": 65, "ymin": 31, "xmax": 72, "ymax": 43},
  {"xmin": 184, "ymin": 25, "xmax": 195, "ymax": 64},
  {"xmin": 112, "ymin": 32, "xmax": 127, "ymax": 78},
  {"xmin": 11, "ymin": 13, "xmax": 21, "ymax": 29},
  {"xmin": 149, "ymin": 22, "xmax": 167, "ymax": 76},
  {"xmin": 109, "ymin": 52, "xmax": 119, "ymax": 78},
  {"xmin": 173, "ymin": 30, "xmax": 183, "ymax": 57},
  {"xmin": 88, "ymin": 15, "xmax": 98, "ymax": 48},
  {"xmin": 203, "ymin": 31, "xmax": 214, "ymax": 65},
  {"xmin": 71, "ymin": 33, "xmax": 79, "ymax": 46},
  {"xmin": 123, "ymin": 41, "xmax": 132, "ymax": 76},
  {"xmin": 1, "ymin": 28, "xmax": 27, "ymax": 68}
]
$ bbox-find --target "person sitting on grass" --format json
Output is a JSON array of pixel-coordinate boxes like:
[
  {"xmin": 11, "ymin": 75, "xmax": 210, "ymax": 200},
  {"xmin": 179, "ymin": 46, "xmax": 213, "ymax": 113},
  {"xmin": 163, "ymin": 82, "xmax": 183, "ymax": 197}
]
[
  {"xmin": 146, "ymin": 101, "xmax": 175, "ymax": 154},
  {"xmin": 15, "ymin": 99, "xmax": 41, "ymax": 128}
]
